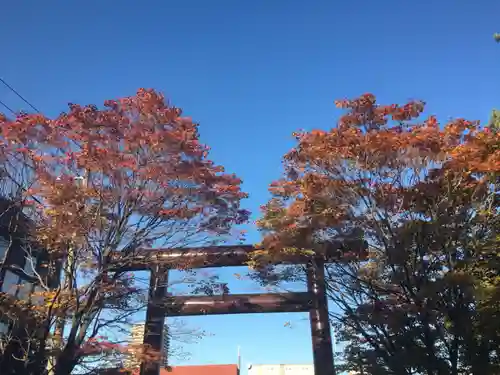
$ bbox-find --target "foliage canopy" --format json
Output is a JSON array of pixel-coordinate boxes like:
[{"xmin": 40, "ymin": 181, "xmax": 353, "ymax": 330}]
[
  {"xmin": 258, "ymin": 93, "xmax": 499, "ymax": 374},
  {"xmin": 0, "ymin": 89, "xmax": 248, "ymax": 374}
]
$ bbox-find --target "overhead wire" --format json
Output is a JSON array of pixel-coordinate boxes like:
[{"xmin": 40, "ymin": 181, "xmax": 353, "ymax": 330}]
[
  {"xmin": 0, "ymin": 99, "xmax": 15, "ymax": 115},
  {"xmin": 0, "ymin": 76, "xmax": 44, "ymax": 205},
  {"xmin": 0, "ymin": 77, "xmax": 40, "ymax": 113}
]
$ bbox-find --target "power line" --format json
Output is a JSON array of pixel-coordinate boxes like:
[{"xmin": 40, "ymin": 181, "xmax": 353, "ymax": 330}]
[
  {"xmin": 0, "ymin": 78, "xmax": 44, "ymax": 207},
  {"xmin": 0, "ymin": 77, "xmax": 40, "ymax": 113},
  {"xmin": 0, "ymin": 98, "xmax": 15, "ymax": 115}
]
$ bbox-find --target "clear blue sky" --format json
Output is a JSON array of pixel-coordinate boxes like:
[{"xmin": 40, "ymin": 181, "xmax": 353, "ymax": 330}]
[{"xmin": 2, "ymin": 0, "xmax": 500, "ymax": 373}]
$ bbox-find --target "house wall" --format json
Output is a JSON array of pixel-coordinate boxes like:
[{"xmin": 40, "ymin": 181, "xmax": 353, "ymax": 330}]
[{"xmin": 248, "ymin": 364, "xmax": 314, "ymax": 375}]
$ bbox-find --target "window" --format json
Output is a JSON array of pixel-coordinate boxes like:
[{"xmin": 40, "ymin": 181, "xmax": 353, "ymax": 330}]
[
  {"xmin": 0, "ymin": 238, "xmax": 10, "ymax": 262},
  {"xmin": 0, "ymin": 322, "xmax": 9, "ymax": 334},
  {"xmin": 17, "ymin": 280, "xmax": 34, "ymax": 301},
  {"xmin": 2, "ymin": 270, "xmax": 19, "ymax": 295},
  {"xmin": 31, "ymin": 285, "xmax": 45, "ymax": 306}
]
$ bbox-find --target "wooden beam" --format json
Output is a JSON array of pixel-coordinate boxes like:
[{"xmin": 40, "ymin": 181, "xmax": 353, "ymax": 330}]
[
  {"xmin": 161, "ymin": 292, "xmax": 312, "ymax": 316},
  {"xmin": 113, "ymin": 239, "xmax": 367, "ymax": 271}
]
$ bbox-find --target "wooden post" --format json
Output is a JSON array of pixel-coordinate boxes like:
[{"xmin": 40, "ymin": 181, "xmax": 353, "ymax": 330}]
[
  {"xmin": 307, "ymin": 259, "xmax": 336, "ymax": 375},
  {"xmin": 140, "ymin": 266, "xmax": 168, "ymax": 375}
]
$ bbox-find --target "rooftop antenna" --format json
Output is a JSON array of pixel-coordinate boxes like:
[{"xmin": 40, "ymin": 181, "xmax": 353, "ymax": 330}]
[{"xmin": 237, "ymin": 345, "xmax": 241, "ymax": 372}]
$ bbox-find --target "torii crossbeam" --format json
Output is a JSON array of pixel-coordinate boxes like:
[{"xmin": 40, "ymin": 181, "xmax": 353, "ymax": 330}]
[{"xmin": 120, "ymin": 240, "xmax": 367, "ymax": 375}]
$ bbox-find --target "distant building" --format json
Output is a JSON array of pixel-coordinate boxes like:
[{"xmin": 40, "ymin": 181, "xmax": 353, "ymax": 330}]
[
  {"xmin": 0, "ymin": 197, "xmax": 61, "ymax": 374},
  {"xmin": 124, "ymin": 322, "xmax": 170, "ymax": 369},
  {"xmin": 167, "ymin": 364, "xmax": 239, "ymax": 375},
  {"xmin": 98, "ymin": 364, "xmax": 239, "ymax": 375},
  {"xmin": 247, "ymin": 364, "xmax": 314, "ymax": 375}
]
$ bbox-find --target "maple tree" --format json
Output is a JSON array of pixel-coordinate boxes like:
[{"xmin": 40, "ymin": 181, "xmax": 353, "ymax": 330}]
[
  {"xmin": 0, "ymin": 88, "xmax": 249, "ymax": 375},
  {"xmin": 257, "ymin": 94, "xmax": 499, "ymax": 374}
]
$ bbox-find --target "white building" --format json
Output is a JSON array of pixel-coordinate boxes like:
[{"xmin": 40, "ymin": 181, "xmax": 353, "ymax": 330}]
[{"xmin": 247, "ymin": 364, "xmax": 314, "ymax": 375}]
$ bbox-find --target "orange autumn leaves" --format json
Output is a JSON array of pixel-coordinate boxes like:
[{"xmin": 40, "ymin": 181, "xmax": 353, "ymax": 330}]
[
  {"xmin": 0, "ymin": 89, "xmax": 497, "ymax": 372},
  {"xmin": 0, "ymin": 89, "xmax": 249, "ymax": 373},
  {"xmin": 0, "ymin": 88, "xmax": 249, "ymax": 254},
  {"xmin": 258, "ymin": 93, "xmax": 499, "ymax": 256}
]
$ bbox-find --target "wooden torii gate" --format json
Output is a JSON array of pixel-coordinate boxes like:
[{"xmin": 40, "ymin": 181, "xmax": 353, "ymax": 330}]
[{"xmin": 122, "ymin": 240, "xmax": 366, "ymax": 375}]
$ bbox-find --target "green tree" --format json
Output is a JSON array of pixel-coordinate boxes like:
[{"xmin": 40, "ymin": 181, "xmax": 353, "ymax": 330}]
[{"xmin": 489, "ymin": 109, "xmax": 500, "ymax": 132}]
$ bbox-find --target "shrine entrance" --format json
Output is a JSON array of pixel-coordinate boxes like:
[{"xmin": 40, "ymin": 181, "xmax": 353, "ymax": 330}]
[{"xmin": 123, "ymin": 241, "xmax": 366, "ymax": 375}]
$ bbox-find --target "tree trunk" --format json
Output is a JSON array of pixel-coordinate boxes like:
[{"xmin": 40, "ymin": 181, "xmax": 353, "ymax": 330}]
[{"xmin": 53, "ymin": 350, "xmax": 77, "ymax": 375}]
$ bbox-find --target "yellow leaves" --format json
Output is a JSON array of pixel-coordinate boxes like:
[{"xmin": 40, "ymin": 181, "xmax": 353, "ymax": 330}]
[
  {"xmin": 44, "ymin": 208, "xmax": 57, "ymax": 216},
  {"xmin": 44, "ymin": 301, "xmax": 62, "ymax": 309},
  {"xmin": 283, "ymin": 247, "xmax": 314, "ymax": 257},
  {"xmin": 28, "ymin": 290, "xmax": 62, "ymax": 311}
]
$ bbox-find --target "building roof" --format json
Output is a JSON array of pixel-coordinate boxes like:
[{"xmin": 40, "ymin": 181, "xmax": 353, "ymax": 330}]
[
  {"xmin": 98, "ymin": 364, "xmax": 239, "ymax": 375},
  {"xmin": 164, "ymin": 364, "xmax": 239, "ymax": 375}
]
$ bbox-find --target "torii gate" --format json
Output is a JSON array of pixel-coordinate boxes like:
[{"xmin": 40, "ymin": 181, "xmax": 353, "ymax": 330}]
[{"xmin": 121, "ymin": 239, "xmax": 367, "ymax": 375}]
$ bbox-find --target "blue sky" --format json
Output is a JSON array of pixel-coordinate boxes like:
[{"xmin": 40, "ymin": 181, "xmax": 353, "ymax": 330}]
[{"xmin": 2, "ymin": 0, "xmax": 500, "ymax": 373}]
